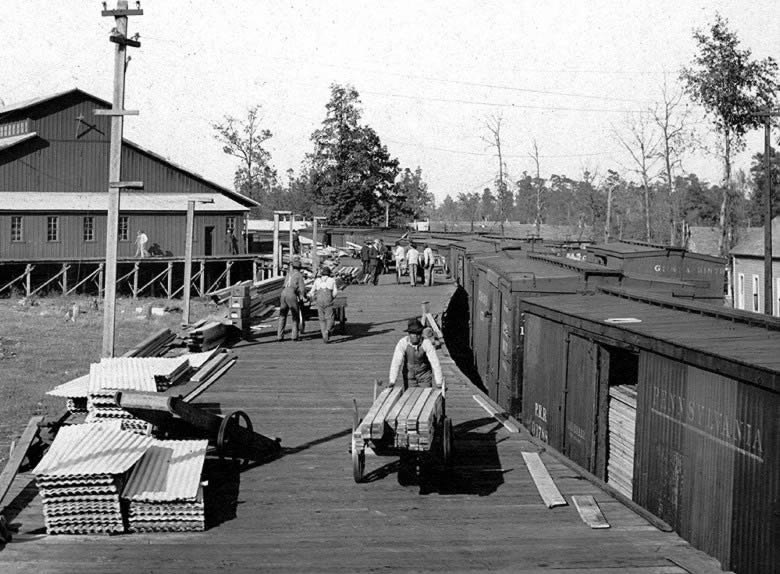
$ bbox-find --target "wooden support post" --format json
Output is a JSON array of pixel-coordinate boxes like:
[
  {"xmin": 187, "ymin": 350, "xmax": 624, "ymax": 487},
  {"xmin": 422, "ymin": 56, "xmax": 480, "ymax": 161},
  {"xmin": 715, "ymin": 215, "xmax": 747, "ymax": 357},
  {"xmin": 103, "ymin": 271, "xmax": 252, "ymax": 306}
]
[
  {"xmin": 272, "ymin": 212, "xmax": 280, "ymax": 277},
  {"xmin": 62, "ymin": 263, "xmax": 68, "ymax": 294},
  {"xmin": 132, "ymin": 261, "xmax": 140, "ymax": 299},
  {"xmin": 226, "ymin": 260, "xmax": 231, "ymax": 287},
  {"xmin": 312, "ymin": 217, "xmax": 320, "ymax": 271},
  {"xmin": 166, "ymin": 261, "xmax": 173, "ymax": 299},
  {"xmin": 199, "ymin": 260, "xmax": 205, "ymax": 296},
  {"xmin": 252, "ymin": 259, "xmax": 258, "ymax": 282},
  {"xmin": 25, "ymin": 264, "xmax": 32, "ymax": 297},
  {"xmin": 183, "ymin": 200, "xmax": 195, "ymax": 325},
  {"xmin": 289, "ymin": 213, "xmax": 295, "ymax": 260},
  {"xmin": 98, "ymin": 263, "xmax": 104, "ymax": 295},
  {"xmin": 101, "ymin": 0, "xmax": 143, "ymax": 357}
]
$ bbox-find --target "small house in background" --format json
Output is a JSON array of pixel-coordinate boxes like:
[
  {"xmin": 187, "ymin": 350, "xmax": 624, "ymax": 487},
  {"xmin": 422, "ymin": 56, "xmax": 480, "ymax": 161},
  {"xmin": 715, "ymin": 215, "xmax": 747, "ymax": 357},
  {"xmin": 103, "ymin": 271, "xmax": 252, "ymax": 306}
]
[
  {"xmin": 730, "ymin": 217, "xmax": 780, "ymax": 315},
  {"xmin": 0, "ymin": 88, "xmax": 257, "ymax": 260}
]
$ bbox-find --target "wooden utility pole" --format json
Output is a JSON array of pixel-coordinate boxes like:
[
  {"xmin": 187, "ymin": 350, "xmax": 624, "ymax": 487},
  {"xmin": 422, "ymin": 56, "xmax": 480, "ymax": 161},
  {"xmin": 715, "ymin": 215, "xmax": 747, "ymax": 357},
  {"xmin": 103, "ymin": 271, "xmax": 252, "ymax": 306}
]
[
  {"xmin": 272, "ymin": 210, "xmax": 291, "ymax": 276},
  {"xmin": 99, "ymin": 0, "xmax": 143, "ymax": 357},
  {"xmin": 312, "ymin": 216, "xmax": 325, "ymax": 271},
  {"xmin": 182, "ymin": 200, "xmax": 196, "ymax": 326},
  {"xmin": 752, "ymin": 108, "xmax": 779, "ymax": 315}
]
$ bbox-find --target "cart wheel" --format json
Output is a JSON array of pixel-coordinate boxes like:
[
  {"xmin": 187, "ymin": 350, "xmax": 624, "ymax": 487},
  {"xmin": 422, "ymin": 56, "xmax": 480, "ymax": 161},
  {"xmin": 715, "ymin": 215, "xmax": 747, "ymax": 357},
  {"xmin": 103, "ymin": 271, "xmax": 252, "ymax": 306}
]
[
  {"xmin": 298, "ymin": 307, "xmax": 306, "ymax": 334},
  {"xmin": 352, "ymin": 435, "xmax": 365, "ymax": 483},
  {"xmin": 442, "ymin": 416, "xmax": 453, "ymax": 466},
  {"xmin": 217, "ymin": 410, "xmax": 253, "ymax": 464}
]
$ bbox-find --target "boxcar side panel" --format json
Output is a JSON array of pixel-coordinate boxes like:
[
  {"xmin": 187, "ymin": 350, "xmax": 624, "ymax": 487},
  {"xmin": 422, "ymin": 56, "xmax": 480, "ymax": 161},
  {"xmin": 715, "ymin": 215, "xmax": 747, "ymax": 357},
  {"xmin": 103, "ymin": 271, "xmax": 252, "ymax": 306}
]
[{"xmin": 564, "ymin": 334, "xmax": 598, "ymax": 473}]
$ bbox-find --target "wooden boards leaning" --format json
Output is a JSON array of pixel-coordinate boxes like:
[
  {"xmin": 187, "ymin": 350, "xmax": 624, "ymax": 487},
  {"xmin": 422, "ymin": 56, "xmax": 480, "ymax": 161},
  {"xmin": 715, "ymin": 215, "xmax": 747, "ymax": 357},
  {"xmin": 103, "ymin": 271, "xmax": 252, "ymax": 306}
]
[
  {"xmin": 521, "ymin": 451, "xmax": 567, "ymax": 508},
  {"xmin": 572, "ymin": 495, "xmax": 610, "ymax": 529}
]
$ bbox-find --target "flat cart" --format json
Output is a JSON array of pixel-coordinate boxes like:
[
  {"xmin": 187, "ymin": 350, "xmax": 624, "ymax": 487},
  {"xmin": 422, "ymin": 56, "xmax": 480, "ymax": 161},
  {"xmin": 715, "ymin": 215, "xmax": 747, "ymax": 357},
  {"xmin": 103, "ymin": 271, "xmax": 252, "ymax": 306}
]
[{"xmin": 351, "ymin": 380, "xmax": 453, "ymax": 484}]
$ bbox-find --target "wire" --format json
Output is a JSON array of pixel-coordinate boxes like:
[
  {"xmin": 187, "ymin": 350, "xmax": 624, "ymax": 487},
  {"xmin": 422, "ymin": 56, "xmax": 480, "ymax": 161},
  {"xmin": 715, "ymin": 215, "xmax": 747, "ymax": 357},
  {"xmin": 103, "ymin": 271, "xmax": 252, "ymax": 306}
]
[{"xmin": 385, "ymin": 138, "xmax": 606, "ymax": 159}]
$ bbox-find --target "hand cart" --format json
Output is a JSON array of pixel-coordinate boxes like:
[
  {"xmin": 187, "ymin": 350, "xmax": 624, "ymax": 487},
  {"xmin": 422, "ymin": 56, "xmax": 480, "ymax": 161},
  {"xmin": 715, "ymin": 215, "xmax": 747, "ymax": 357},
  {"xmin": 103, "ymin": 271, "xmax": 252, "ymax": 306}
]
[
  {"xmin": 351, "ymin": 379, "xmax": 453, "ymax": 484},
  {"xmin": 299, "ymin": 294, "xmax": 347, "ymax": 335}
]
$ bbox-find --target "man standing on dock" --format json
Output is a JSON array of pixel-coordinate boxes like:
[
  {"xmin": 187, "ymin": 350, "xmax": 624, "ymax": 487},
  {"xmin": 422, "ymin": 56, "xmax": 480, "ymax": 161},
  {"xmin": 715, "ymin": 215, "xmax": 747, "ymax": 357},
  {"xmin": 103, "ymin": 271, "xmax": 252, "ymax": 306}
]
[
  {"xmin": 405, "ymin": 243, "xmax": 420, "ymax": 287},
  {"xmin": 423, "ymin": 243, "xmax": 435, "ymax": 287},
  {"xmin": 309, "ymin": 266, "xmax": 338, "ymax": 343},
  {"xmin": 277, "ymin": 255, "xmax": 307, "ymax": 342},
  {"xmin": 388, "ymin": 318, "xmax": 443, "ymax": 388}
]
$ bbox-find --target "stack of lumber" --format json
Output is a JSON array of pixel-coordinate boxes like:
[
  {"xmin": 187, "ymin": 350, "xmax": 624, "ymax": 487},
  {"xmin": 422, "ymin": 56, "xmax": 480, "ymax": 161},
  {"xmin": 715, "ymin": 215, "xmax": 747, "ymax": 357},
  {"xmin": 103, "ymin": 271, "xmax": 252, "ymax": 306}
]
[
  {"xmin": 334, "ymin": 266, "xmax": 360, "ymax": 286},
  {"xmin": 607, "ymin": 384, "xmax": 637, "ymax": 499},
  {"xmin": 189, "ymin": 350, "xmax": 233, "ymax": 385},
  {"xmin": 33, "ymin": 423, "xmax": 154, "ymax": 535},
  {"xmin": 183, "ymin": 320, "xmax": 229, "ymax": 352},
  {"xmin": 122, "ymin": 439, "xmax": 208, "ymax": 533},
  {"xmin": 359, "ymin": 387, "xmax": 403, "ymax": 442},
  {"xmin": 123, "ymin": 328, "xmax": 176, "ymax": 358},
  {"xmin": 211, "ymin": 276, "xmax": 285, "ymax": 306},
  {"xmin": 390, "ymin": 388, "xmax": 443, "ymax": 451},
  {"xmin": 86, "ymin": 357, "xmax": 191, "ymax": 433},
  {"xmin": 228, "ymin": 283, "xmax": 252, "ymax": 334}
]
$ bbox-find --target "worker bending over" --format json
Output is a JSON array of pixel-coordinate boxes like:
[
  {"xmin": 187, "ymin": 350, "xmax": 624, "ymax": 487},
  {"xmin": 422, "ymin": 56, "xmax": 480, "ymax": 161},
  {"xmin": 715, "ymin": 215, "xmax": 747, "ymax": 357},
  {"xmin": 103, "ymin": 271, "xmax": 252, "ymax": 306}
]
[
  {"xmin": 309, "ymin": 266, "xmax": 338, "ymax": 343},
  {"xmin": 388, "ymin": 318, "xmax": 443, "ymax": 388}
]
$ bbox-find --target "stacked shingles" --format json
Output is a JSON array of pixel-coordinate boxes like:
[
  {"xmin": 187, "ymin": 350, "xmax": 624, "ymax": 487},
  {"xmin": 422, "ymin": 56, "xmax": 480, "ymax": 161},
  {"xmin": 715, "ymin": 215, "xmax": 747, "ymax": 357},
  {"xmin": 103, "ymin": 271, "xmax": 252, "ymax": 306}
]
[
  {"xmin": 122, "ymin": 439, "xmax": 208, "ymax": 533},
  {"xmin": 86, "ymin": 357, "xmax": 190, "ymax": 433},
  {"xmin": 33, "ymin": 423, "xmax": 154, "ymax": 535}
]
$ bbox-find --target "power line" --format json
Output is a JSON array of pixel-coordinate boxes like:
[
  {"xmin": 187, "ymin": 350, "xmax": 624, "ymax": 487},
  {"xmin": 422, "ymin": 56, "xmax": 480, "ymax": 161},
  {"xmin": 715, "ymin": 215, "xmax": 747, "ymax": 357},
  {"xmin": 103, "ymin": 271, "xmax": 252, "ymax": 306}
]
[{"xmin": 385, "ymin": 138, "xmax": 606, "ymax": 159}]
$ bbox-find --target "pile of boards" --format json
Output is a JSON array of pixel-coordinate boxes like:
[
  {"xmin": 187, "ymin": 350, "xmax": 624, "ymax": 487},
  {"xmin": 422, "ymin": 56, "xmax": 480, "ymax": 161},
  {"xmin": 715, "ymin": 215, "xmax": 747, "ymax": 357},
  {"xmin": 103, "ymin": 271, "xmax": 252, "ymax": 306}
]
[
  {"xmin": 607, "ymin": 384, "xmax": 637, "ymax": 499},
  {"xmin": 183, "ymin": 321, "xmax": 229, "ymax": 352},
  {"xmin": 211, "ymin": 276, "xmax": 285, "ymax": 308},
  {"xmin": 33, "ymin": 424, "xmax": 208, "ymax": 535},
  {"xmin": 359, "ymin": 387, "xmax": 443, "ymax": 451},
  {"xmin": 334, "ymin": 266, "xmax": 360, "ymax": 286}
]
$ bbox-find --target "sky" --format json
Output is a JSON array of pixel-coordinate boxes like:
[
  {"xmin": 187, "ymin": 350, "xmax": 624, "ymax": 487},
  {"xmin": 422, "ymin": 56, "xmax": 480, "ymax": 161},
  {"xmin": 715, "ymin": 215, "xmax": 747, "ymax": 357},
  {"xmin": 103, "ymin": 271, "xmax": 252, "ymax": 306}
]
[{"xmin": 1, "ymin": 1, "xmax": 778, "ymax": 204}]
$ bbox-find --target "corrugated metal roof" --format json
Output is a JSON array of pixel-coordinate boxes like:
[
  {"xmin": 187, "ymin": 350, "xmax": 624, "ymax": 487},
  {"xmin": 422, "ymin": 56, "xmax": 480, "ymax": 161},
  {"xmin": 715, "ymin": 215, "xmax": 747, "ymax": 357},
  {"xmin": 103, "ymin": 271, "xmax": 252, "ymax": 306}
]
[
  {"xmin": 33, "ymin": 423, "xmax": 154, "ymax": 476},
  {"xmin": 0, "ymin": 132, "xmax": 37, "ymax": 151},
  {"xmin": 88, "ymin": 357, "xmax": 190, "ymax": 393},
  {"xmin": 47, "ymin": 374, "xmax": 89, "ymax": 398},
  {"xmin": 122, "ymin": 439, "xmax": 208, "ymax": 502},
  {"xmin": 0, "ymin": 88, "xmax": 95, "ymax": 116},
  {"xmin": 0, "ymin": 191, "xmax": 249, "ymax": 213}
]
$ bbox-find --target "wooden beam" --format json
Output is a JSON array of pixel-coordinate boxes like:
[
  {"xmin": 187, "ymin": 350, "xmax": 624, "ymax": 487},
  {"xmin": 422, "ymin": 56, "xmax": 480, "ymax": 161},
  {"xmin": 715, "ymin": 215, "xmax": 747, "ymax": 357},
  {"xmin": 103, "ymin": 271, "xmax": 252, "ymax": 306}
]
[
  {"xmin": 521, "ymin": 451, "xmax": 567, "ymax": 508},
  {"xmin": 166, "ymin": 261, "xmax": 173, "ymax": 299},
  {"xmin": 61, "ymin": 263, "xmax": 68, "ymax": 294},
  {"xmin": 132, "ymin": 261, "xmax": 139, "ymax": 299},
  {"xmin": 182, "ymin": 200, "xmax": 195, "ymax": 325},
  {"xmin": 25, "ymin": 264, "xmax": 32, "ymax": 297},
  {"xmin": 101, "ymin": 8, "xmax": 143, "ymax": 16},
  {"xmin": 93, "ymin": 108, "xmax": 139, "ymax": 116},
  {"xmin": 109, "ymin": 180, "xmax": 144, "ymax": 189},
  {"xmin": 572, "ymin": 495, "xmax": 610, "ymax": 528}
]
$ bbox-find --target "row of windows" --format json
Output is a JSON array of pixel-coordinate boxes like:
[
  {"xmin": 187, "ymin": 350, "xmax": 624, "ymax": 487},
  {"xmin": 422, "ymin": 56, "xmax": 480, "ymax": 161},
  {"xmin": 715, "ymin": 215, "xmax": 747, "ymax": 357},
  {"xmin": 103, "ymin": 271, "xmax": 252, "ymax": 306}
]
[
  {"xmin": 9, "ymin": 216, "xmax": 237, "ymax": 242},
  {"xmin": 735, "ymin": 272, "xmax": 780, "ymax": 316}
]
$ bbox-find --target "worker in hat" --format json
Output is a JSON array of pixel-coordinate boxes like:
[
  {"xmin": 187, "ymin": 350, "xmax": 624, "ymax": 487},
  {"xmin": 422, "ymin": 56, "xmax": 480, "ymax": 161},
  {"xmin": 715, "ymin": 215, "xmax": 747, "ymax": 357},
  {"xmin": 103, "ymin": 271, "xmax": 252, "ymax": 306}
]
[
  {"xmin": 308, "ymin": 265, "xmax": 338, "ymax": 343},
  {"xmin": 277, "ymin": 255, "xmax": 307, "ymax": 342},
  {"xmin": 388, "ymin": 317, "xmax": 443, "ymax": 388}
]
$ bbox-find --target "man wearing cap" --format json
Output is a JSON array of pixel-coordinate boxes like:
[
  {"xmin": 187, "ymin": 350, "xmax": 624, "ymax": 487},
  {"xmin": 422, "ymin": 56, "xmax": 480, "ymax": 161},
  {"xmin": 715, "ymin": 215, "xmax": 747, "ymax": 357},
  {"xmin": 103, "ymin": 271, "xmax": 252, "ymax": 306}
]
[
  {"xmin": 405, "ymin": 243, "xmax": 420, "ymax": 287},
  {"xmin": 309, "ymin": 266, "xmax": 339, "ymax": 343},
  {"xmin": 277, "ymin": 255, "xmax": 307, "ymax": 342},
  {"xmin": 388, "ymin": 318, "xmax": 443, "ymax": 388}
]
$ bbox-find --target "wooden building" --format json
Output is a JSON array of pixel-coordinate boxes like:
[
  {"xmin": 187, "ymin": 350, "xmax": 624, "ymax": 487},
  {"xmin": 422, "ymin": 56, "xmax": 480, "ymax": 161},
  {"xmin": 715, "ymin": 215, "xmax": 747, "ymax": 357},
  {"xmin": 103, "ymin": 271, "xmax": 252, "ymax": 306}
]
[
  {"xmin": 519, "ymin": 287, "xmax": 779, "ymax": 574},
  {"xmin": 0, "ymin": 88, "xmax": 257, "ymax": 260},
  {"xmin": 730, "ymin": 217, "xmax": 780, "ymax": 315}
]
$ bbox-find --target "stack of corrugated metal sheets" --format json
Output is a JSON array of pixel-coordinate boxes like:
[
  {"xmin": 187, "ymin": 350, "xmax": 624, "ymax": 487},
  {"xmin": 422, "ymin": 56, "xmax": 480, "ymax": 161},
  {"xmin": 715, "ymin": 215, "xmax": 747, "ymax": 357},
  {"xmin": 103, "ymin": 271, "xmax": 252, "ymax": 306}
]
[
  {"xmin": 122, "ymin": 439, "xmax": 208, "ymax": 533},
  {"xmin": 33, "ymin": 423, "xmax": 154, "ymax": 535},
  {"xmin": 86, "ymin": 357, "xmax": 190, "ymax": 433},
  {"xmin": 47, "ymin": 374, "xmax": 90, "ymax": 414}
]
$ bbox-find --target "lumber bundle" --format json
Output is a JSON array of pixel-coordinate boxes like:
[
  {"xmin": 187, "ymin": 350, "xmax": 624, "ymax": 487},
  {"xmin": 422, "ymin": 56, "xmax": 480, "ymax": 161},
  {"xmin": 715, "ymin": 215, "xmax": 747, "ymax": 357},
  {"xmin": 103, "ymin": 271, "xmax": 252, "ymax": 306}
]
[
  {"xmin": 183, "ymin": 321, "xmax": 229, "ymax": 352},
  {"xmin": 359, "ymin": 387, "xmax": 403, "ymax": 441},
  {"xmin": 122, "ymin": 439, "xmax": 207, "ymax": 533},
  {"xmin": 334, "ymin": 266, "xmax": 360, "ymax": 286},
  {"xmin": 33, "ymin": 423, "xmax": 154, "ymax": 535},
  {"xmin": 123, "ymin": 328, "xmax": 176, "ymax": 358},
  {"xmin": 607, "ymin": 384, "xmax": 637, "ymax": 499},
  {"xmin": 393, "ymin": 388, "xmax": 443, "ymax": 451},
  {"xmin": 211, "ymin": 276, "xmax": 285, "ymax": 306}
]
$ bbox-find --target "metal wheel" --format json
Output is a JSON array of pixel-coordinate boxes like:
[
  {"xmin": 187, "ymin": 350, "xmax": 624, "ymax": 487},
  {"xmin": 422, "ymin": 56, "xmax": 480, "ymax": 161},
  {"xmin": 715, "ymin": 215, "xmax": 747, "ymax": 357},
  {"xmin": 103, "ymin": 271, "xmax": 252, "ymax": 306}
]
[
  {"xmin": 217, "ymin": 410, "xmax": 253, "ymax": 464},
  {"xmin": 352, "ymin": 435, "xmax": 365, "ymax": 483},
  {"xmin": 442, "ymin": 416, "xmax": 453, "ymax": 466}
]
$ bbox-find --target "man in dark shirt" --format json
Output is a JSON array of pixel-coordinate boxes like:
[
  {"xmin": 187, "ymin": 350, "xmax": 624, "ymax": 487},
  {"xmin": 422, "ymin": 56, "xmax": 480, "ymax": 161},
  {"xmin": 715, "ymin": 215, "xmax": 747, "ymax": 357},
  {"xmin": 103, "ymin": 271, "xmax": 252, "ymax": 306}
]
[{"xmin": 277, "ymin": 255, "xmax": 307, "ymax": 341}]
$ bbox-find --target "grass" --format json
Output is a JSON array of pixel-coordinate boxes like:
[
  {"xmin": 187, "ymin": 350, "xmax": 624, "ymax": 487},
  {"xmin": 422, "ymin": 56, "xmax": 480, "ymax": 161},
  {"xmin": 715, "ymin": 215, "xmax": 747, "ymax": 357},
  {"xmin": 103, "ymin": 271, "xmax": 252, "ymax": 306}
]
[{"xmin": 0, "ymin": 294, "xmax": 219, "ymax": 463}]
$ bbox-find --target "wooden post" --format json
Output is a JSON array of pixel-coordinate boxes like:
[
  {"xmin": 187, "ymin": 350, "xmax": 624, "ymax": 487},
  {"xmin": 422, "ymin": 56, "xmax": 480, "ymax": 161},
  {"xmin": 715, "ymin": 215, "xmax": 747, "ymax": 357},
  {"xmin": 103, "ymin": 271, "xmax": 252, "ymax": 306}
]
[
  {"xmin": 289, "ymin": 214, "xmax": 295, "ymax": 260},
  {"xmin": 132, "ymin": 261, "xmax": 139, "ymax": 299},
  {"xmin": 98, "ymin": 263, "xmax": 104, "ymax": 295},
  {"xmin": 763, "ymin": 119, "xmax": 773, "ymax": 315},
  {"xmin": 24, "ymin": 264, "xmax": 32, "ymax": 297},
  {"xmin": 199, "ymin": 260, "xmax": 205, "ymax": 295},
  {"xmin": 182, "ymin": 199, "xmax": 195, "ymax": 325},
  {"xmin": 272, "ymin": 212, "xmax": 280, "ymax": 277},
  {"xmin": 252, "ymin": 259, "xmax": 258, "ymax": 282},
  {"xmin": 226, "ymin": 260, "xmax": 231, "ymax": 287},
  {"xmin": 166, "ymin": 261, "xmax": 173, "ymax": 299},
  {"xmin": 101, "ymin": 0, "xmax": 142, "ymax": 357},
  {"xmin": 312, "ymin": 217, "xmax": 319, "ymax": 271},
  {"xmin": 62, "ymin": 263, "xmax": 68, "ymax": 294}
]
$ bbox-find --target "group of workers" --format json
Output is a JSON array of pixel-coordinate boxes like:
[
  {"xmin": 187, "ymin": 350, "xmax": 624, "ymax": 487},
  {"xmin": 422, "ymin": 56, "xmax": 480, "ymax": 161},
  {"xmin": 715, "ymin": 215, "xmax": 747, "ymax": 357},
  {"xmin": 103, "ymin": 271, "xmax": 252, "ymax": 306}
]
[
  {"xmin": 277, "ymin": 255, "xmax": 338, "ymax": 343},
  {"xmin": 394, "ymin": 242, "xmax": 436, "ymax": 287}
]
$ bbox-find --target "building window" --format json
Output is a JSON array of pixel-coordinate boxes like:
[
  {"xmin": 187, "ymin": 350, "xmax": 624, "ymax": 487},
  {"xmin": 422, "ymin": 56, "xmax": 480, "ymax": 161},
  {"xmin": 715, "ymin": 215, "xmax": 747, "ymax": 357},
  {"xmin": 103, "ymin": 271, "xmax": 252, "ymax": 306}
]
[
  {"xmin": 11, "ymin": 216, "xmax": 23, "ymax": 242},
  {"xmin": 737, "ymin": 273, "xmax": 745, "ymax": 310},
  {"xmin": 752, "ymin": 275, "xmax": 760, "ymax": 312},
  {"xmin": 119, "ymin": 216, "xmax": 129, "ymax": 241},
  {"xmin": 83, "ymin": 216, "xmax": 95, "ymax": 242},
  {"xmin": 47, "ymin": 216, "xmax": 59, "ymax": 242},
  {"xmin": 226, "ymin": 216, "xmax": 236, "ymax": 233}
]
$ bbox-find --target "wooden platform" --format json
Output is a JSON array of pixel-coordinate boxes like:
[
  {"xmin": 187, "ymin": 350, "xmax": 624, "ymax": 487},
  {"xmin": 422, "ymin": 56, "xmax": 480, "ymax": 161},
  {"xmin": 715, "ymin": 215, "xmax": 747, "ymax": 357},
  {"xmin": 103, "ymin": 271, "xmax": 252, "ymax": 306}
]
[{"xmin": 0, "ymin": 275, "xmax": 727, "ymax": 573}]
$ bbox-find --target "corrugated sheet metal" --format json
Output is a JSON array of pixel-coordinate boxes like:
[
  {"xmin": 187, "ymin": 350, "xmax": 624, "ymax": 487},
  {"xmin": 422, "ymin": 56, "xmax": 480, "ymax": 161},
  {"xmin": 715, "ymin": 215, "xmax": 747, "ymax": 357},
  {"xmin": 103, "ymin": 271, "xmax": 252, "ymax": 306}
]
[
  {"xmin": 122, "ymin": 439, "xmax": 208, "ymax": 502},
  {"xmin": 47, "ymin": 374, "xmax": 89, "ymax": 398},
  {"xmin": 88, "ymin": 357, "xmax": 190, "ymax": 393},
  {"xmin": 33, "ymin": 423, "xmax": 153, "ymax": 476},
  {"xmin": 0, "ymin": 191, "xmax": 248, "ymax": 212}
]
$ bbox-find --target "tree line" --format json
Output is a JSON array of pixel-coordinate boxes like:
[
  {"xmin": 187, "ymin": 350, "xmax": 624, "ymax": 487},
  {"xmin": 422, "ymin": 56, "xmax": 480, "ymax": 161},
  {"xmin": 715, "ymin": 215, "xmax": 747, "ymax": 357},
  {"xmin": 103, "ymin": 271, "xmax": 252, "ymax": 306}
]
[{"xmin": 214, "ymin": 13, "xmax": 778, "ymax": 255}]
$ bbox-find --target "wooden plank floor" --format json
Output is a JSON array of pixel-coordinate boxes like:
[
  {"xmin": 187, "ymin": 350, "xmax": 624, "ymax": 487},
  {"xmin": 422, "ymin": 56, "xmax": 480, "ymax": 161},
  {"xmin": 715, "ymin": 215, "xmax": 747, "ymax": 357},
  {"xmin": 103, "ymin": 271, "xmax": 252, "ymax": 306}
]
[{"xmin": 0, "ymin": 275, "xmax": 727, "ymax": 573}]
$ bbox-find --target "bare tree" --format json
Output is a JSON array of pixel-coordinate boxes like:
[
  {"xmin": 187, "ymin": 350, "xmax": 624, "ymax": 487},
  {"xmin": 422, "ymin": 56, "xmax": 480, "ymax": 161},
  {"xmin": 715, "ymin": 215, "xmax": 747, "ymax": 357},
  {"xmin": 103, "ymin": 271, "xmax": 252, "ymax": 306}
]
[
  {"xmin": 529, "ymin": 139, "xmax": 544, "ymax": 237},
  {"xmin": 652, "ymin": 78, "xmax": 694, "ymax": 245},
  {"xmin": 612, "ymin": 112, "xmax": 662, "ymax": 241},
  {"xmin": 482, "ymin": 113, "xmax": 511, "ymax": 234}
]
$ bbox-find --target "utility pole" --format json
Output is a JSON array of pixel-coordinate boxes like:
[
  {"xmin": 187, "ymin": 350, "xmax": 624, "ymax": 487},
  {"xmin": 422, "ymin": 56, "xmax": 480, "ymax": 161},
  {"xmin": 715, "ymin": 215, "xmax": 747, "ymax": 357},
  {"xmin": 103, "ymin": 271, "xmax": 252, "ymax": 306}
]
[
  {"xmin": 752, "ymin": 108, "xmax": 779, "ymax": 315},
  {"xmin": 98, "ymin": 0, "xmax": 143, "ymax": 357},
  {"xmin": 182, "ymin": 198, "xmax": 214, "ymax": 326},
  {"xmin": 312, "ymin": 216, "xmax": 325, "ymax": 271}
]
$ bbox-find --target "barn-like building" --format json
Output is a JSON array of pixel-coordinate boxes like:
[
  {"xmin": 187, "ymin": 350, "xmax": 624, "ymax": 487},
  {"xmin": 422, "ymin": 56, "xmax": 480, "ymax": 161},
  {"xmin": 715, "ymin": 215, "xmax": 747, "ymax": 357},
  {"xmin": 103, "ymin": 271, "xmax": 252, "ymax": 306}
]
[{"xmin": 0, "ymin": 89, "xmax": 261, "ymax": 297}]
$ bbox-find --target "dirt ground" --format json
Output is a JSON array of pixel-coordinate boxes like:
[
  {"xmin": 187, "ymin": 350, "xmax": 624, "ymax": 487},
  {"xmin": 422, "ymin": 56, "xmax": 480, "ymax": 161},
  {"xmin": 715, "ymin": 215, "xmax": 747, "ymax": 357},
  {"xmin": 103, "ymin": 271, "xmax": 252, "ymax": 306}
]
[{"xmin": 0, "ymin": 294, "xmax": 219, "ymax": 466}]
